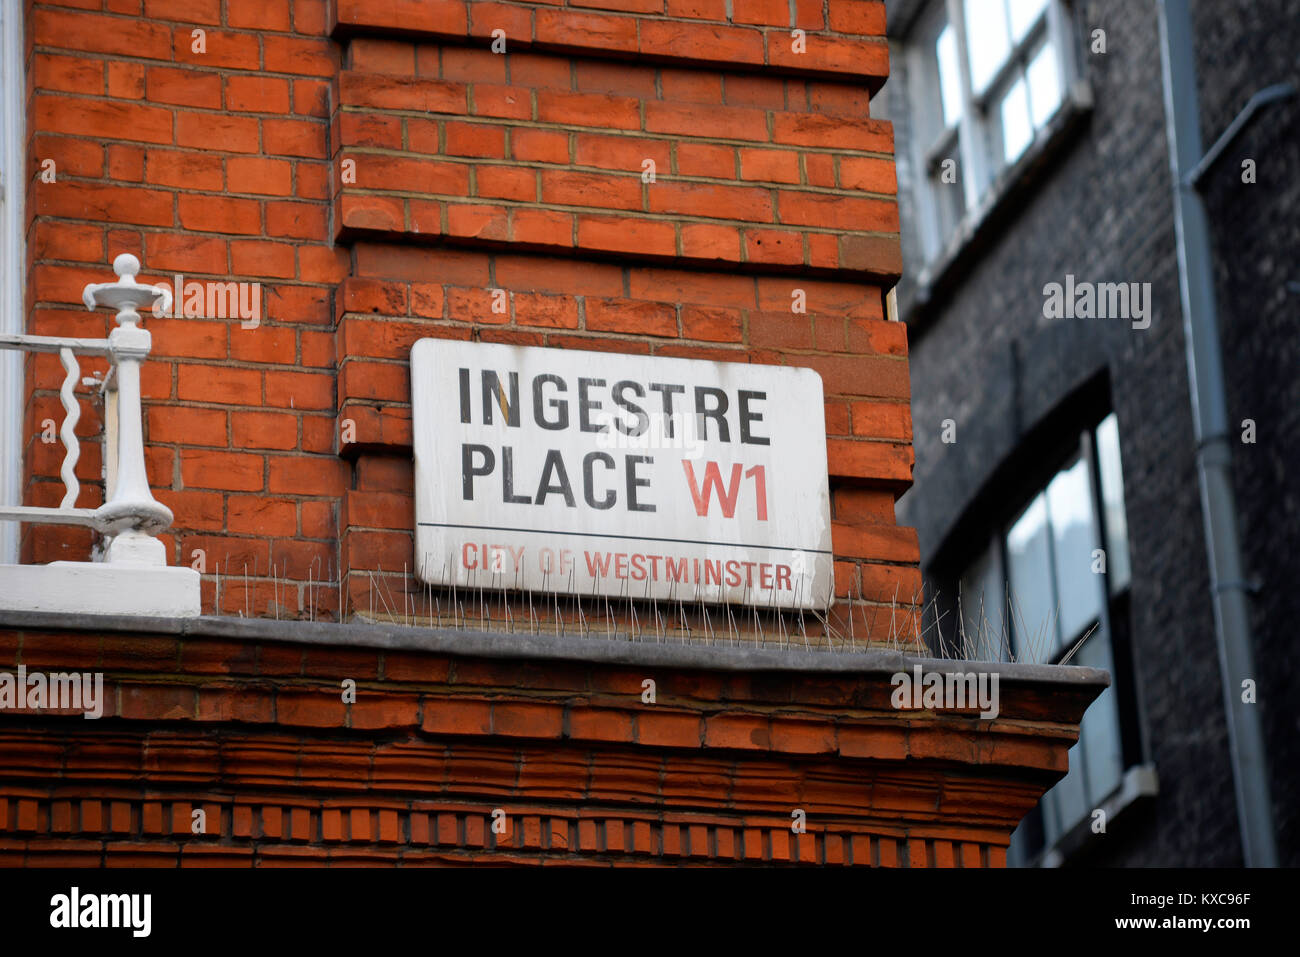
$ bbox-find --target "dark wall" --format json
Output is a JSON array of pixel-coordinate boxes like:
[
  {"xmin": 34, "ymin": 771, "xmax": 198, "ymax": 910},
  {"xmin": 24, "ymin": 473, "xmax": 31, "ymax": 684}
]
[
  {"xmin": 1190, "ymin": 0, "xmax": 1300, "ymax": 869},
  {"xmin": 886, "ymin": 0, "xmax": 1298, "ymax": 865}
]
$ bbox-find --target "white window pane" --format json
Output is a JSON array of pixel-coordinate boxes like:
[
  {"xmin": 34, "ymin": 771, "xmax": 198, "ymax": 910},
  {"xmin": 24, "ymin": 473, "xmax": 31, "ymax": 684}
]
[
  {"xmin": 1073, "ymin": 634, "xmax": 1124, "ymax": 803},
  {"xmin": 1006, "ymin": 493, "xmax": 1055, "ymax": 661},
  {"xmin": 964, "ymin": 0, "xmax": 1011, "ymax": 93},
  {"xmin": 999, "ymin": 76, "xmax": 1033, "ymax": 164},
  {"xmin": 1026, "ymin": 40, "xmax": 1062, "ymax": 128},
  {"xmin": 1046, "ymin": 456, "xmax": 1101, "ymax": 647},
  {"xmin": 959, "ymin": 540, "xmax": 1008, "ymax": 660},
  {"xmin": 1007, "ymin": 0, "xmax": 1049, "ymax": 41},
  {"xmin": 936, "ymin": 24, "xmax": 964, "ymax": 126},
  {"xmin": 1095, "ymin": 413, "xmax": 1131, "ymax": 593}
]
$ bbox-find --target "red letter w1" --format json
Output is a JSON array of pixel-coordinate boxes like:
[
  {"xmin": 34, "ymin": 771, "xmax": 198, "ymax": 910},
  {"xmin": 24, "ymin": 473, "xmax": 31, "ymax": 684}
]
[{"xmin": 682, "ymin": 461, "xmax": 743, "ymax": 518}]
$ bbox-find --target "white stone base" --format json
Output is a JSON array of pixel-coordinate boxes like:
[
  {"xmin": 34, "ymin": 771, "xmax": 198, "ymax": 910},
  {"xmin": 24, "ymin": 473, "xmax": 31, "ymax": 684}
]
[{"xmin": 0, "ymin": 562, "xmax": 201, "ymax": 618}]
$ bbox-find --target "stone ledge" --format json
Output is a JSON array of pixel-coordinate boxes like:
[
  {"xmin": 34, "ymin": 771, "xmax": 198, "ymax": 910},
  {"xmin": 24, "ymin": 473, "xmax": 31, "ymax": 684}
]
[
  {"xmin": 0, "ymin": 608, "xmax": 1108, "ymax": 689},
  {"xmin": 0, "ymin": 564, "xmax": 201, "ymax": 619}
]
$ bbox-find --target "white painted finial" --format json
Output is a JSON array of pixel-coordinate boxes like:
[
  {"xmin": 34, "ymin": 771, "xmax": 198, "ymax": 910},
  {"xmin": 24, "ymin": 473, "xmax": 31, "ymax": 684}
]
[
  {"xmin": 83, "ymin": 252, "xmax": 170, "ymax": 322},
  {"xmin": 112, "ymin": 253, "xmax": 140, "ymax": 280}
]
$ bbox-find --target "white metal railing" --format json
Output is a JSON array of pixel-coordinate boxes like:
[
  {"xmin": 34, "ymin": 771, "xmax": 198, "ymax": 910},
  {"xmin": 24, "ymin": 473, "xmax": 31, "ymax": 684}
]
[{"xmin": 0, "ymin": 254, "xmax": 175, "ymax": 565}]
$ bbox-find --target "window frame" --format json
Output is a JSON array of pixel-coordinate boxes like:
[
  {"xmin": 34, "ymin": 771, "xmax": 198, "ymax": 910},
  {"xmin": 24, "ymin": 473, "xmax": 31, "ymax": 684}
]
[
  {"xmin": 990, "ymin": 423, "xmax": 1122, "ymax": 666},
  {"xmin": 904, "ymin": 0, "xmax": 1079, "ymax": 264},
  {"xmin": 951, "ymin": 411, "xmax": 1142, "ymax": 861}
]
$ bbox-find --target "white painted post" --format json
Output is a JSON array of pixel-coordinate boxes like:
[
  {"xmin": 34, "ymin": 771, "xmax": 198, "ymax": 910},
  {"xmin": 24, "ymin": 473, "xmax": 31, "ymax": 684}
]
[{"xmin": 81, "ymin": 253, "xmax": 174, "ymax": 566}]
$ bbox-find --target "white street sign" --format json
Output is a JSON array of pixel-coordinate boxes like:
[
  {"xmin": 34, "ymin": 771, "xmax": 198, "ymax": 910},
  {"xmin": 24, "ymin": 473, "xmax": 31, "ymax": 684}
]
[{"xmin": 411, "ymin": 339, "xmax": 833, "ymax": 609}]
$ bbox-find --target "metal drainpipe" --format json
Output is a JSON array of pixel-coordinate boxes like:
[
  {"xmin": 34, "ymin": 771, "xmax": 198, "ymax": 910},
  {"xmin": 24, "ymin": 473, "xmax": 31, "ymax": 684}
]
[{"xmin": 1156, "ymin": 0, "xmax": 1277, "ymax": 867}]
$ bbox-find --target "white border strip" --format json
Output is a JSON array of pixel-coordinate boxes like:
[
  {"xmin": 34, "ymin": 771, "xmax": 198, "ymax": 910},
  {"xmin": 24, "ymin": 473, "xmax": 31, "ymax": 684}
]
[{"xmin": 0, "ymin": 0, "xmax": 25, "ymax": 564}]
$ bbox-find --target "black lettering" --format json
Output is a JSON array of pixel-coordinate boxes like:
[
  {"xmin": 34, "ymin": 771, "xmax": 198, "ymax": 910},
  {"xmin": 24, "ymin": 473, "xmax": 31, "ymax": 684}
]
[
  {"xmin": 694, "ymin": 386, "xmax": 730, "ymax": 442},
  {"xmin": 649, "ymin": 383, "xmax": 685, "ymax": 436},
  {"xmin": 501, "ymin": 447, "xmax": 531, "ymax": 504},
  {"xmin": 626, "ymin": 454, "xmax": 655, "ymax": 512},
  {"xmin": 738, "ymin": 390, "xmax": 770, "ymax": 445},
  {"xmin": 461, "ymin": 444, "xmax": 494, "ymax": 500},
  {"xmin": 481, "ymin": 370, "xmax": 520, "ymax": 427},
  {"xmin": 533, "ymin": 373, "xmax": 568, "ymax": 430},
  {"xmin": 458, "ymin": 368, "xmax": 471, "ymax": 424},
  {"xmin": 535, "ymin": 450, "xmax": 576, "ymax": 507},
  {"xmin": 582, "ymin": 452, "xmax": 616, "ymax": 509},
  {"xmin": 611, "ymin": 380, "xmax": 648, "ymax": 436},
  {"xmin": 578, "ymin": 378, "xmax": 607, "ymax": 433}
]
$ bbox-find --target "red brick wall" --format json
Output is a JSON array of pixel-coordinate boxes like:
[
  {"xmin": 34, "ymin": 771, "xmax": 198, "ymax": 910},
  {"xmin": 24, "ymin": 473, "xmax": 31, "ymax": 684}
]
[
  {"xmin": 0, "ymin": 621, "xmax": 1101, "ymax": 866},
  {"xmin": 21, "ymin": 0, "xmax": 916, "ymax": 640},
  {"xmin": 1, "ymin": 3, "xmax": 1110, "ymax": 870},
  {"xmin": 23, "ymin": 0, "xmax": 344, "ymax": 588}
]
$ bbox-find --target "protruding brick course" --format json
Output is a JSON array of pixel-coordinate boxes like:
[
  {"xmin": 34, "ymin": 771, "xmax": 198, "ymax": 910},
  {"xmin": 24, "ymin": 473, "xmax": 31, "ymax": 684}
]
[{"xmin": 0, "ymin": 618, "xmax": 1104, "ymax": 866}]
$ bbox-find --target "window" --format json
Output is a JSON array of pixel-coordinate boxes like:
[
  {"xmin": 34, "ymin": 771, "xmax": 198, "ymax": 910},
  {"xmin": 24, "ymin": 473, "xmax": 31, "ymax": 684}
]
[
  {"xmin": 0, "ymin": 2, "xmax": 25, "ymax": 564},
  {"xmin": 905, "ymin": 0, "xmax": 1075, "ymax": 261},
  {"xmin": 953, "ymin": 413, "xmax": 1136, "ymax": 862}
]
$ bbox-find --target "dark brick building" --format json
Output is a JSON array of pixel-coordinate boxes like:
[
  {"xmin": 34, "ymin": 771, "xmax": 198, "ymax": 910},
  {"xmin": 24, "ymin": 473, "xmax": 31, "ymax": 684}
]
[{"xmin": 884, "ymin": 0, "xmax": 1298, "ymax": 865}]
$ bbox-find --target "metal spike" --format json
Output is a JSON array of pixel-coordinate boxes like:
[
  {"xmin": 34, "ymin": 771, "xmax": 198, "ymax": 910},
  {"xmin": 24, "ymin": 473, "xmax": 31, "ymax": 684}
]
[
  {"xmin": 449, "ymin": 554, "xmax": 459, "ymax": 628},
  {"xmin": 847, "ymin": 578, "xmax": 858, "ymax": 650},
  {"xmin": 578, "ymin": 576, "xmax": 593, "ymax": 639},
  {"xmin": 567, "ymin": 564, "xmax": 578, "ymax": 636},
  {"xmin": 650, "ymin": 582, "xmax": 661, "ymax": 643},
  {"xmin": 1060, "ymin": 621, "xmax": 1098, "ymax": 666},
  {"xmin": 822, "ymin": 586, "xmax": 834, "ymax": 651},
  {"xmin": 377, "ymin": 566, "xmax": 397, "ymax": 620}
]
